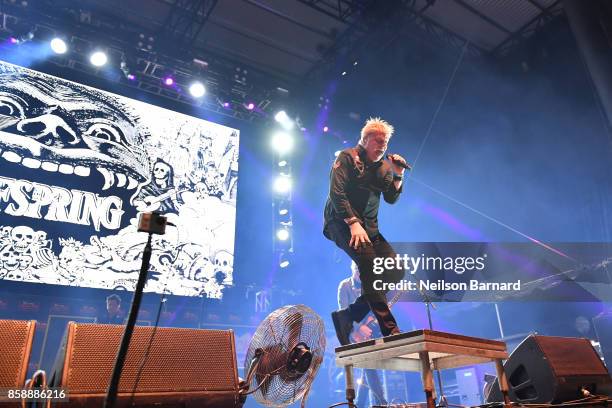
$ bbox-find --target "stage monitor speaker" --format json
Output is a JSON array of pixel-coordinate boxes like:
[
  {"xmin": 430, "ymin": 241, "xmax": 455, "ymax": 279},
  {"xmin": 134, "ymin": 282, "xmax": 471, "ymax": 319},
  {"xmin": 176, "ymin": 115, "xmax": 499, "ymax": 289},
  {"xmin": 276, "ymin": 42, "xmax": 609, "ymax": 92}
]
[
  {"xmin": 0, "ymin": 319, "xmax": 35, "ymax": 388},
  {"xmin": 487, "ymin": 334, "xmax": 612, "ymax": 403},
  {"xmin": 49, "ymin": 322, "xmax": 243, "ymax": 407}
]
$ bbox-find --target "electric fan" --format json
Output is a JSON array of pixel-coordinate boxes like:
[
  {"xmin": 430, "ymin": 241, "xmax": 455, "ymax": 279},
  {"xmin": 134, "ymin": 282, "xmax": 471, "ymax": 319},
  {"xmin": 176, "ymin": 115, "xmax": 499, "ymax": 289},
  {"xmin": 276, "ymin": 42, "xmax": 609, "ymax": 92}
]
[{"xmin": 242, "ymin": 304, "xmax": 326, "ymax": 407}]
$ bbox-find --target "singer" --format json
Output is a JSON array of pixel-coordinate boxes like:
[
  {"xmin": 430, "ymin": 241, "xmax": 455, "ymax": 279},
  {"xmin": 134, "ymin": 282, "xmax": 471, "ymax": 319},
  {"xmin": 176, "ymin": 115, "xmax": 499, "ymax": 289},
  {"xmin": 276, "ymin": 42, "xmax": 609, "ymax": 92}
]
[{"xmin": 324, "ymin": 117, "xmax": 410, "ymax": 345}]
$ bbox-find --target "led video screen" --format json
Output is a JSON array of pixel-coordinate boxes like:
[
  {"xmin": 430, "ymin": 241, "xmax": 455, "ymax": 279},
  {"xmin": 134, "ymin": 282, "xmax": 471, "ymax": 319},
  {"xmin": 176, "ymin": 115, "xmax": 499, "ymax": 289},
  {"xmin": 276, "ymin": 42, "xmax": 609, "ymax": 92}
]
[{"xmin": 0, "ymin": 61, "xmax": 239, "ymax": 298}]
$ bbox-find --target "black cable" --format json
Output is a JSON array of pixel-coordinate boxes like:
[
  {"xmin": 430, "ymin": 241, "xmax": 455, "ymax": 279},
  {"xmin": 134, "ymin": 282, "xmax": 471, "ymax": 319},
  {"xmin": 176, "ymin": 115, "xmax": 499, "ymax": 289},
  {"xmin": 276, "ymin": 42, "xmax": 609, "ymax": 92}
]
[
  {"xmin": 125, "ymin": 222, "xmax": 183, "ymax": 405},
  {"xmin": 328, "ymin": 402, "xmax": 357, "ymax": 408},
  {"xmin": 126, "ymin": 285, "xmax": 168, "ymax": 406}
]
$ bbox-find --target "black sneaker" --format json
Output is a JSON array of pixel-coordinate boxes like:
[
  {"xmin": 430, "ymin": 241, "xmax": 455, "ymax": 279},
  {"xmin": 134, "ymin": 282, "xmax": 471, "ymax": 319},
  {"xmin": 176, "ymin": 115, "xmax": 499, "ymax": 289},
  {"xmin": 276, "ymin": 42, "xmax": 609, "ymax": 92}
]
[{"xmin": 331, "ymin": 309, "xmax": 353, "ymax": 346}]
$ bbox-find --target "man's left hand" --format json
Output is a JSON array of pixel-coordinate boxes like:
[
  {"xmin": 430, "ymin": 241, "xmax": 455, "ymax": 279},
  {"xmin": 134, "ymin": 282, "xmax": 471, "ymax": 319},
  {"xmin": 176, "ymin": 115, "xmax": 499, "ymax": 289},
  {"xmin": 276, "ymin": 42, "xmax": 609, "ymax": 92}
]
[{"xmin": 389, "ymin": 154, "xmax": 409, "ymax": 174}]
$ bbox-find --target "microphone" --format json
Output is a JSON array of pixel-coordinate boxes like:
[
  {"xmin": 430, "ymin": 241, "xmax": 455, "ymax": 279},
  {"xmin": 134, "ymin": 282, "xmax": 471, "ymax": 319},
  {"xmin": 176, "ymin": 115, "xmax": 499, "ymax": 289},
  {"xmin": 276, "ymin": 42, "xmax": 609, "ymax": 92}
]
[{"xmin": 386, "ymin": 154, "xmax": 412, "ymax": 171}]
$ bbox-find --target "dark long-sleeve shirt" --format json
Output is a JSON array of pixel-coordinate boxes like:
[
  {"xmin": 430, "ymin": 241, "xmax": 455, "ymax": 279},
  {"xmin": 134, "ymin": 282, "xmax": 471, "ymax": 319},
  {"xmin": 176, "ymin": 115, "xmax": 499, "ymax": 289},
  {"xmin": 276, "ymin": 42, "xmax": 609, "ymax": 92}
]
[{"xmin": 324, "ymin": 145, "xmax": 402, "ymax": 239}]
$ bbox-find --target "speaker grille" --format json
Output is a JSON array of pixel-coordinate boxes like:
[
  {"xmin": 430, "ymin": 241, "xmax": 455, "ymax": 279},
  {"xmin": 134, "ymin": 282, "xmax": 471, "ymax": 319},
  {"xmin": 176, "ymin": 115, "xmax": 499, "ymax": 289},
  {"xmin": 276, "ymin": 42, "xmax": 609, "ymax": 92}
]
[
  {"xmin": 534, "ymin": 336, "xmax": 608, "ymax": 377},
  {"xmin": 62, "ymin": 323, "xmax": 239, "ymax": 394},
  {"xmin": 0, "ymin": 320, "xmax": 35, "ymax": 388}
]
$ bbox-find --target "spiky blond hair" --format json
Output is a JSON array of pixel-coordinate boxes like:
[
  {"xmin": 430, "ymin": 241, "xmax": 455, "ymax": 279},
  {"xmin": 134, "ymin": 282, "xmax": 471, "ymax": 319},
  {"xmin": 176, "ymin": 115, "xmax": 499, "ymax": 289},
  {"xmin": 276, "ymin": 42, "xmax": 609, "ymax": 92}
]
[{"xmin": 359, "ymin": 117, "xmax": 394, "ymax": 146}]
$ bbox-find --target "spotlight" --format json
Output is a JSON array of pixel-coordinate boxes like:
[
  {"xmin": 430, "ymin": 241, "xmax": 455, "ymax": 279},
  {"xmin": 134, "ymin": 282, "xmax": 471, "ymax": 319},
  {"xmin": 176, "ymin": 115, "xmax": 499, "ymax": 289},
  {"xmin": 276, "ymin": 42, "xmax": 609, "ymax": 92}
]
[
  {"xmin": 279, "ymin": 208, "xmax": 289, "ymax": 216},
  {"xmin": 271, "ymin": 131, "xmax": 293, "ymax": 154},
  {"xmin": 189, "ymin": 81, "xmax": 206, "ymax": 98},
  {"xmin": 278, "ymin": 160, "xmax": 287, "ymax": 167},
  {"xmin": 120, "ymin": 57, "xmax": 137, "ymax": 80},
  {"xmin": 276, "ymin": 229, "xmax": 290, "ymax": 241},
  {"xmin": 50, "ymin": 38, "xmax": 67, "ymax": 54},
  {"xmin": 246, "ymin": 102, "xmax": 255, "ymax": 110},
  {"xmin": 90, "ymin": 51, "xmax": 108, "ymax": 67},
  {"xmin": 323, "ymin": 126, "xmax": 329, "ymax": 133},
  {"xmin": 223, "ymin": 102, "xmax": 230, "ymax": 108},
  {"xmin": 279, "ymin": 253, "xmax": 291, "ymax": 268},
  {"xmin": 341, "ymin": 71, "xmax": 347, "ymax": 76},
  {"xmin": 275, "ymin": 110, "xmax": 288, "ymax": 122},
  {"xmin": 274, "ymin": 110, "xmax": 294, "ymax": 130},
  {"xmin": 163, "ymin": 76, "xmax": 174, "ymax": 86},
  {"xmin": 273, "ymin": 175, "xmax": 291, "ymax": 194},
  {"xmin": 11, "ymin": 23, "xmax": 35, "ymax": 44}
]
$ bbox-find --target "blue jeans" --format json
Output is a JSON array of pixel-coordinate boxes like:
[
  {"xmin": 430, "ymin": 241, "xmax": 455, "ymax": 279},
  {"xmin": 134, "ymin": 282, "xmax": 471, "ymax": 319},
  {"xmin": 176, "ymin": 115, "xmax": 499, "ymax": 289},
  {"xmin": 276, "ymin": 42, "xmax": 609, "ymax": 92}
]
[{"xmin": 356, "ymin": 368, "xmax": 387, "ymax": 407}]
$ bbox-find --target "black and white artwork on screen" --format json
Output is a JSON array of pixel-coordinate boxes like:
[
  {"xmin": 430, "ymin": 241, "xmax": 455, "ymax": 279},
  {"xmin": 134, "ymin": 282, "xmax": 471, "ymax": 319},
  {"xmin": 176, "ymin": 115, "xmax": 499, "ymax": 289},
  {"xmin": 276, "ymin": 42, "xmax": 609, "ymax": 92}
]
[{"xmin": 0, "ymin": 60, "xmax": 239, "ymax": 298}]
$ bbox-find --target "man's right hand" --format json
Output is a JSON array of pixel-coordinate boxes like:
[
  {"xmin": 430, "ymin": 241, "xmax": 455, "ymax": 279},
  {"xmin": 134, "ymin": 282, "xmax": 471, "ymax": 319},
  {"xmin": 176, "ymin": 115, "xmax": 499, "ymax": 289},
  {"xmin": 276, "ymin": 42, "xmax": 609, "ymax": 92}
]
[
  {"xmin": 349, "ymin": 222, "xmax": 371, "ymax": 250},
  {"xmin": 358, "ymin": 324, "xmax": 373, "ymax": 339}
]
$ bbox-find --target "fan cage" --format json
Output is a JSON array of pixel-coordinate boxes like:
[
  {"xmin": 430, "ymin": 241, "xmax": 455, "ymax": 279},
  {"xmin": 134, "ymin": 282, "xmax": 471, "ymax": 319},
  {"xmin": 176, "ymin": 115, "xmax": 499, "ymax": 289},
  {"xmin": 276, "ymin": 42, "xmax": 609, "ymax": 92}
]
[{"xmin": 244, "ymin": 304, "xmax": 326, "ymax": 407}]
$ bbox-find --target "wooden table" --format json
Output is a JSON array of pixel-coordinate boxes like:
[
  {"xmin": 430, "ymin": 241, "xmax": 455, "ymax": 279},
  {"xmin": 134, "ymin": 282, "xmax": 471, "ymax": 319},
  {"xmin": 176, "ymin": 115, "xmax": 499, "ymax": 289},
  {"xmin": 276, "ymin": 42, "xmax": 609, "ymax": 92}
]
[{"xmin": 335, "ymin": 329, "xmax": 511, "ymax": 408}]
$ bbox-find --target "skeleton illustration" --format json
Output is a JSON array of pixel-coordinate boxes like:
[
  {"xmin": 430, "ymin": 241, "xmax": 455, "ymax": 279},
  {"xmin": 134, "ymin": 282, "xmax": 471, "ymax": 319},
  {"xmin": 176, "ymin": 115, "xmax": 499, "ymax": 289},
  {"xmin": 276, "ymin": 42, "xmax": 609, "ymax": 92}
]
[{"xmin": 132, "ymin": 159, "xmax": 184, "ymax": 214}]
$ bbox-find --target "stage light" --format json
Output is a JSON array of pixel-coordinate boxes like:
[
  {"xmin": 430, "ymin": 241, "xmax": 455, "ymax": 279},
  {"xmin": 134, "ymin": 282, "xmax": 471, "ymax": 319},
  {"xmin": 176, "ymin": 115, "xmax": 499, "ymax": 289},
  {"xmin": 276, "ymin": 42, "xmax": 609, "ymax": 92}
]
[
  {"xmin": 271, "ymin": 131, "xmax": 293, "ymax": 154},
  {"xmin": 278, "ymin": 160, "xmax": 287, "ymax": 167},
  {"xmin": 274, "ymin": 110, "xmax": 294, "ymax": 129},
  {"xmin": 276, "ymin": 229, "xmax": 290, "ymax": 241},
  {"xmin": 273, "ymin": 175, "xmax": 291, "ymax": 194},
  {"xmin": 189, "ymin": 81, "xmax": 206, "ymax": 97},
  {"xmin": 341, "ymin": 71, "xmax": 347, "ymax": 76},
  {"xmin": 9, "ymin": 37, "xmax": 18, "ymax": 44},
  {"xmin": 246, "ymin": 102, "xmax": 255, "ymax": 110},
  {"xmin": 279, "ymin": 208, "xmax": 289, "ymax": 216},
  {"xmin": 323, "ymin": 126, "xmax": 329, "ymax": 132},
  {"xmin": 334, "ymin": 150, "xmax": 341, "ymax": 157},
  {"xmin": 163, "ymin": 76, "xmax": 174, "ymax": 86},
  {"xmin": 223, "ymin": 102, "xmax": 230, "ymax": 108},
  {"xmin": 90, "ymin": 51, "xmax": 108, "ymax": 67},
  {"xmin": 50, "ymin": 38, "xmax": 67, "ymax": 54},
  {"xmin": 120, "ymin": 57, "xmax": 137, "ymax": 81},
  {"xmin": 275, "ymin": 110, "xmax": 288, "ymax": 122},
  {"xmin": 280, "ymin": 259, "xmax": 290, "ymax": 268}
]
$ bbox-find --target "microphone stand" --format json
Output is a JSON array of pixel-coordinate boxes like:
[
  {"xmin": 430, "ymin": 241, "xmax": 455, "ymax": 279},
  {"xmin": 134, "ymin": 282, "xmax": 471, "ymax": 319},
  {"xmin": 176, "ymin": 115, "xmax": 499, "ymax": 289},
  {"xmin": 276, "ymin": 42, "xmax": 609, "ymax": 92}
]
[{"xmin": 103, "ymin": 231, "xmax": 153, "ymax": 408}]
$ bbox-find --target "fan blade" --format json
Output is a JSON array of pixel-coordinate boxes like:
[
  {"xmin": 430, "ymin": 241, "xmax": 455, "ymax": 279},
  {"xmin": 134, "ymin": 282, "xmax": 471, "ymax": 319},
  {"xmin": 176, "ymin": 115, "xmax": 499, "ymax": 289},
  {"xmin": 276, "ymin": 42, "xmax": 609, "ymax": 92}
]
[
  {"xmin": 285, "ymin": 312, "xmax": 303, "ymax": 346},
  {"xmin": 256, "ymin": 345, "xmax": 286, "ymax": 397}
]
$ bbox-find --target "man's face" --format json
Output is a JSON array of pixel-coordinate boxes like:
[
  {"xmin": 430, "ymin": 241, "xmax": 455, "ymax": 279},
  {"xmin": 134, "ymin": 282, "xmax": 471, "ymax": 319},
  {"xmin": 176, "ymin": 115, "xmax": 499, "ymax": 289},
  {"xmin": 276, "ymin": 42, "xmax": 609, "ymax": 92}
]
[
  {"xmin": 107, "ymin": 299, "xmax": 120, "ymax": 315},
  {"xmin": 351, "ymin": 262, "xmax": 361, "ymax": 283},
  {"xmin": 363, "ymin": 132, "xmax": 388, "ymax": 162}
]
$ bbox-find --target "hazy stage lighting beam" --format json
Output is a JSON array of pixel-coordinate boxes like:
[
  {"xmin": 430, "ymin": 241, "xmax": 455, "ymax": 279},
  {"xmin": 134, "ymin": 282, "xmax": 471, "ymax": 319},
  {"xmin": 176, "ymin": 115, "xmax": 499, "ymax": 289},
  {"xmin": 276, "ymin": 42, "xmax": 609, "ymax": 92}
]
[{"xmin": 271, "ymin": 131, "xmax": 294, "ymax": 154}]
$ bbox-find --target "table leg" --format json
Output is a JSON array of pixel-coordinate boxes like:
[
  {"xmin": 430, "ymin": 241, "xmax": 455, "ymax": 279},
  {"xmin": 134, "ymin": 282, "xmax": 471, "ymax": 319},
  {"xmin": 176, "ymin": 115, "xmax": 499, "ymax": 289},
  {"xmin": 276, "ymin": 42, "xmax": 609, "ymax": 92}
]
[
  {"xmin": 419, "ymin": 351, "xmax": 436, "ymax": 408},
  {"xmin": 344, "ymin": 364, "xmax": 356, "ymax": 406},
  {"xmin": 495, "ymin": 359, "xmax": 512, "ymax": 408}
]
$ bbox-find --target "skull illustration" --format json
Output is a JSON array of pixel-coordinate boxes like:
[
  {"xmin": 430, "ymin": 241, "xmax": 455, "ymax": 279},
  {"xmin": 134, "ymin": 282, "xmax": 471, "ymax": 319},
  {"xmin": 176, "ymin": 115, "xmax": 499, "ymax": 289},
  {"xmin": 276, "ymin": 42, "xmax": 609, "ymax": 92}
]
[
  {"xmin": 11, "ymin": 226, "xmax": 35, "ymax": 254},
  {"xmin": 34, "ymin": 231, "xmax": 51, "ymax": 250},
  {"xmin": 153, "ymin": 161, "xmax": 171, "ymax": 185},
  {"xmin": 213, "ymin": 250, "xmax": 233, "ymax": 285},
  {"xmin": 0, "ymin": 226, "xmax": 11, "ymax": 248},
  {"xmin": 1, "ymin": 226, "xmax": 12, "ymax": 240},
  {"xmin": 1, "ymin": 246, "xmax": 20, "ymax": 271}
]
